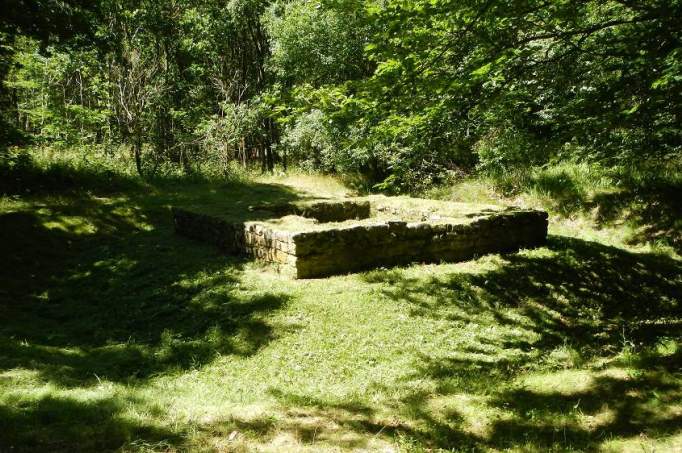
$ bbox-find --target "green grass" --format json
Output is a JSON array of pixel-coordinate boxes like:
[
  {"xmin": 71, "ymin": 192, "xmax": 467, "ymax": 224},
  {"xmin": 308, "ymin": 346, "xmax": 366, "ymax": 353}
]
[
  {"xmin": 1, "ymin": 148, "xmax": 681, "ymax": 452},
  {"xmin": 426, "ymin": 161, "xmax": 682, "ymax": 256}
]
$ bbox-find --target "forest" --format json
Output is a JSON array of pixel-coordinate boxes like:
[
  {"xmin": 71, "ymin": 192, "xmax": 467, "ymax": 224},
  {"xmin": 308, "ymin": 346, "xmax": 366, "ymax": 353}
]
[
  {"xmin": 2, "ymin": 0, "xmax": 680, "ymax": 188},
  {"xmin": 1, "ymin": 0, "xmax": 681, "ymax": 452}
]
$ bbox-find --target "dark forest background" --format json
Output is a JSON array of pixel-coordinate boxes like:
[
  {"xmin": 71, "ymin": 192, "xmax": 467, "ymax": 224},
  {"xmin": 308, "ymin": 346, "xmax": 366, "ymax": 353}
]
[{"xmin": 1, "ymin": 0, "xmax": 681, "ymax": 191}]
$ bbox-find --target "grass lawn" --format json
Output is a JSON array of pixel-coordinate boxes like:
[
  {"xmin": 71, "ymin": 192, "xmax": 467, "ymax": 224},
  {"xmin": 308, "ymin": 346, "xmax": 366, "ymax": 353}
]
[{"xmin": 1, "ymin": 152, "xmax": 681, "ymax": 452}]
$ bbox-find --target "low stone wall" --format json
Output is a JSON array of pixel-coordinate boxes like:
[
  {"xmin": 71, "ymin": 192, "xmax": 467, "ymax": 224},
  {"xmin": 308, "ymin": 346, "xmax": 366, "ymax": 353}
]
[
  {"xmin": 172, "ymin": 199, "xmax": 371, "ymax": 262},
  {"xmin": 173, "ymin": 199, "xmax": 548, "ymax": 278},
  {"xmin": 172, "ymin": 207, "xmax": 243, "ymax": 253},
  {"xmin": 242, "ymin": 222, "xmax": 297, "ymax": 267},
  {"xmin": 290, "ymin": 210, "xmax": 548, "ymax": 278}
]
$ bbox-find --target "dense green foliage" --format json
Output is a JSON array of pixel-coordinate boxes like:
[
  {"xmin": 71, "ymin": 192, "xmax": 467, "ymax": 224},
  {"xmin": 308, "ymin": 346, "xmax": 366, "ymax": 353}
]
[{"xmin": 2, "ymin": 0, "xmax": 681, "ymax": 188}]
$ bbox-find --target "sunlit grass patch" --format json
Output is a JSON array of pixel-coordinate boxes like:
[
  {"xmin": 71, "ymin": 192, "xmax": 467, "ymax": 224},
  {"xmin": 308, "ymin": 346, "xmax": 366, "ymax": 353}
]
[{"xmin": 257, "ymin": 170, "xmax": 352, "ymax": 199}]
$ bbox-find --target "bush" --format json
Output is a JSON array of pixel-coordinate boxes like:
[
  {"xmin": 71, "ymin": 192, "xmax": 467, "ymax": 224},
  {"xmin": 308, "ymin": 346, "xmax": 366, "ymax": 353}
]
[
  {"xmin": 474, "ymin": 126, "xmax": 548, "ymax": 174},
  {"xmin": 279, "ymin": 109, "xmax": 336, "ymax": 171}
]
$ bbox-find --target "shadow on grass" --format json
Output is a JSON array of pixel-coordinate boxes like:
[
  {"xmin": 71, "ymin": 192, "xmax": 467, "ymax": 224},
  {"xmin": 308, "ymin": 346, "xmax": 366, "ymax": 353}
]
[
  {"xmin": 358, "ymin": 235, "xmax": 682, "ymax": 450},
  {"xmin": 0, "ymin": 149, "xmax": 319, "ymax": 451},
  {"xmin": 0, "ymin": 173, "xmax": 304, "ymax": 387},
  {"xmin": 242, "ymin": 235, "xmax": 680, "ymax": 451},
  {"xmin": 366, "ymin": 235, "xmax": 681, "ymax": 362},
  {"xmin": 591, "ymin": 174, "xmax": 682, "ymax": 253},
  {"xmin": 0, "ymin": 176, "xmax": 305, "ymax": 449},
  {"xmin": 526, "ymin": 167, "xmax": 682, "ymax": 253},
  {"xmin": 531, "ymin": 169, "xmax": 589, "ymax": 215},
  {"xmin": 0, "ymin": 187, "xmax": 300, "ymax": 386},
  {"xmin": 147, "ymin": 234, "xmax": 681, "ymax": 452},
  {"xmin": 486, "ymin": 366, "xmax": 682, "ymax": 450},
  {"xmin": 0, "ymin": 395, "xmax": 181, "ymax": 453},
  {"xmin": 195, "ymin": 390, "xmax": 423, "ymax": 451}
]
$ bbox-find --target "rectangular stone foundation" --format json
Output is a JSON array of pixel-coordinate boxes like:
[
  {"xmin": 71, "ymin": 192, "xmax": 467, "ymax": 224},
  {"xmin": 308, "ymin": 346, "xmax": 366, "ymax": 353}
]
[{"xmin": 173, "ymin": 199, "xmax": 548, "ymax": 279}]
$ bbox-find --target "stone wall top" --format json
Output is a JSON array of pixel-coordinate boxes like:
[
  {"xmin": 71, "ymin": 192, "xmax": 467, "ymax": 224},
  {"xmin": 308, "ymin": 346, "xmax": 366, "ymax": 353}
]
[{"xmin": 248, "ymin": 199, "xmax": 370, "ymax": 222}]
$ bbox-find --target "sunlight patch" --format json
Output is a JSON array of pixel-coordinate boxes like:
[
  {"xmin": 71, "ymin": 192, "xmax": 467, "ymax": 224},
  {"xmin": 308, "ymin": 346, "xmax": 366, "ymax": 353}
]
[
  {"xmin": 110, "ymin": 205, "xmax": 153, "ymax": 231},
  {"xmin": 517, "ymin": 369, "xmax": 595, "ymax": 395},
  {"xmin": 42, "ymin": 215, "xmax": 97, "ymax": 235},
  {"xmin": 0, "ymin": 368, "xmax": 43, "ymax": 385}
]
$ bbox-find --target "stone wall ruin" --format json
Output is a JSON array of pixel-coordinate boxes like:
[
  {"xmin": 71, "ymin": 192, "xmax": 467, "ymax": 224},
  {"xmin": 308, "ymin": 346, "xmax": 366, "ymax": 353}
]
[{"xmin": 172, "ymin": 197, "xmax": 548, "ymax": 278}]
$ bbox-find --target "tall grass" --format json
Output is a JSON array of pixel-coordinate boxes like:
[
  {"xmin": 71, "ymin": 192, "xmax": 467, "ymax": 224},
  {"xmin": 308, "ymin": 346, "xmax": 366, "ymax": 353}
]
[{"xmin": 0, "ymin": 145, "xmax": 258, "ymax": 195}]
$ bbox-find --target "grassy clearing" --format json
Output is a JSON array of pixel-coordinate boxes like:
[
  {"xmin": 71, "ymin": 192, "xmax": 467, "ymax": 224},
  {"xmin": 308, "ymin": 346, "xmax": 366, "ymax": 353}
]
[{"xmin": 1, "ymin": 148, "xmax": 681, "ymax": 452}]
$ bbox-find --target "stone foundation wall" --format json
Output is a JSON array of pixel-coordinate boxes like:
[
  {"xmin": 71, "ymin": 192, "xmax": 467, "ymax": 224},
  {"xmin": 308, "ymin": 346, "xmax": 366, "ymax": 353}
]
[
  {"xmin": 172, "ymin": 207, "xmax": 303, "ymax": 271},
  {"xmin": 172, "ymin": 208, "xmax": 243, "ymax": 253},
  {"xmin": 290, "ymin": 210, "xmax": 548, "ymax": 278},
  {"xmin": 173, "ymin": 200, "xmax": 548, "ymax": 278},
  {"xmin": 242, "ymin": 222, "xmax": 297, "ymax": 266}
]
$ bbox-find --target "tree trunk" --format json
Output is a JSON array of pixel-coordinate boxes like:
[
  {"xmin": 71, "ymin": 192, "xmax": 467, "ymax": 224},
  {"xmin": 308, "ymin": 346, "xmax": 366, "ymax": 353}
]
[{"xmin": 134, "ymin": 134, "xmax": 143, "ymax": 177}]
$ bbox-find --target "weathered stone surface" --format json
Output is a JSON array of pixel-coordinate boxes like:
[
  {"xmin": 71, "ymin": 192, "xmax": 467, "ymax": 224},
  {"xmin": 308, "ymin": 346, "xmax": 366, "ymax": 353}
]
[
  {"xmin": 172, "ymin": 207, "xmax": 242, "ymax": 253},
  {"xmin": 249, "ymin": 199, "xmax": 370, "ymax": 222},
  {"xmin": 173, "ymin": 198, "xmax": 548, "ymax": 279},
  {"xmin": 290, "ymin": 209, "xmax": 547, "ymax": 278}
]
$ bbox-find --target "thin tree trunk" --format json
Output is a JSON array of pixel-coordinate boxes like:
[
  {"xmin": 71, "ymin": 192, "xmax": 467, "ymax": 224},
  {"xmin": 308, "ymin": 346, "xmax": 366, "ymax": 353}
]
[{"xmin": 134, "ymin": 133, "xmax": 143, "ymax": 177}]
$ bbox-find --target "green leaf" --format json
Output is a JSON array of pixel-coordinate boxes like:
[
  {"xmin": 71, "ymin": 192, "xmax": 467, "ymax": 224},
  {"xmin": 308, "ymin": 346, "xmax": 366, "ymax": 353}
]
[{"xmin": 470, "ymin": 62, "xmax": 492, "ymax": 77}]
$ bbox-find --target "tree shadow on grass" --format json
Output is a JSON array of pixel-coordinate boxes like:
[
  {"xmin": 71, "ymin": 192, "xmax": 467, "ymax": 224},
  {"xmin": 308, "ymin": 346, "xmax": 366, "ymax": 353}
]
[
  {"xmin": 172, "ymin": 235, "xmax": 681, "ymax": 451},
  {"xmin": 0, "ymin": 394, "xmax": 182, "ymax": 453},
  {"xmin": 0, "ymin": 179, "xmax": 305, "ymax": 450},
  {"xmin": 358, "ymin": 235, "xmax": 682, "ymax": 450},
  {"xmin": 590, "ymin": 176, "xmax": 682, "ymax": 253},
  {"xmin": 366, "ymin": 235, "xmax": 681, "ymax": 357},
  {"xmin": 0, "ymin": 177, "xmax": 303, "ymax": 387},
  {"xmin": 399, "ymin": 347, "xmax": 682, "ymax": 450},
  {"xmin": 0, "ymin": 151, "xmax": 322, "ymax": 451},
  {"xmin": 530, "ymin": 169, "xmax": 590, "ymax": 215},
  {"xmin": 527, "ymin": 167, "xmax": 682, "ymax": 253},
  {"xmin": 487, "ymin": 364, "xmax": 682, "ymax": 450},
  {"xmin": 192, "ymin": 390, "xmax": 443, "ymax": 451}
]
